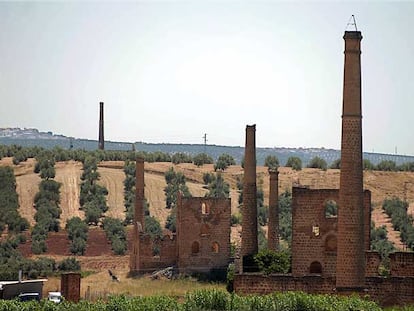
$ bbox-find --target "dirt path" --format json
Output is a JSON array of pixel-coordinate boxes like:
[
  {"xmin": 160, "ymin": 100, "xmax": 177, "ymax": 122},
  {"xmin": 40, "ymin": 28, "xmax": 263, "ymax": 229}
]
[
  {"xmin": 55, "ymin": 161, "xmax": 83, "ymax": 227},
  {"xmin": 16, "ymin": 169, "xmax": 40, "ymax": 227}
]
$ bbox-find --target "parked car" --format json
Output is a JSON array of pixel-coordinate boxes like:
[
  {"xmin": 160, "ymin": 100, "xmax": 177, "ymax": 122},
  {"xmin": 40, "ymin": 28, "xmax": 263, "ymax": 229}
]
[
  {"xmin": 48, "ymin": 291, "xmax": 62, "ymax": 303},
  {"xmin": 18, "ymin": 292, "xmax": 40, "ymax": 302}
]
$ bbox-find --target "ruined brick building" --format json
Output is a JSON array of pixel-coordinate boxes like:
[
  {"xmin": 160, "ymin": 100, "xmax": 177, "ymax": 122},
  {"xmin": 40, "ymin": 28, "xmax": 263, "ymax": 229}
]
[
  {"xmin": 129, "ymin": 158, "xmax": 231, "ymax": 275},
  {"xmin": 234, "ymin": 30, "xmax": 414, "ymax": 306}
]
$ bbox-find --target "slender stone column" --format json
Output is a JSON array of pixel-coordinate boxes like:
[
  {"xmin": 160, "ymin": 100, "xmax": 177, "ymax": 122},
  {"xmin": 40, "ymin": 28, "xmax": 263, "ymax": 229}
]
[
  {"xmin": 241, "ymin": 125, "xmax": 258, "ymax": 258},
  {"xmin": 268, "ymin": 169, "xmax": 279, "ymax": 251},
  {"xmin": 130, "ymin": 157, "xmax": 145, "ymax": 274},
  {"xmin": 98, "ymin": 102, "xmax": 104, "ymax": 150},
  {"xmin": 135, "ymin": 157, "xmax": 145, "ymax": 231},
  {"xmin": 336, "ymin": 31, "xmax": 365, "ymax": 291}
]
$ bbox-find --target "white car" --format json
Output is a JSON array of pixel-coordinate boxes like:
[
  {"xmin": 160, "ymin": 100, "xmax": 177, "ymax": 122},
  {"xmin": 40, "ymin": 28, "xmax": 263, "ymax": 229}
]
[{"xmin": 48, "ymin": 292, "xmax": 62, "ymax": 303}]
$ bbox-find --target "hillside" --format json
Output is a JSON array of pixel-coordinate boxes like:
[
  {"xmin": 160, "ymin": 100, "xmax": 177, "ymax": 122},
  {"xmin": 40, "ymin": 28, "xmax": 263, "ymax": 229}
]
[
  {"xmin": 1, "ymin": 157, "xmax": 413, "ymax": 264},
  {"xmin": 2, "ymin": 127, "xmax": 414, "ymax": 166}
]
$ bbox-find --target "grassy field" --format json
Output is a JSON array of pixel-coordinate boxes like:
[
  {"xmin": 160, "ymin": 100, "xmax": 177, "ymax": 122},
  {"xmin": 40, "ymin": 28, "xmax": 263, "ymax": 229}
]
[{"xmin": 44, "ymin": 270, "xmax": 225, "ymax": 301}]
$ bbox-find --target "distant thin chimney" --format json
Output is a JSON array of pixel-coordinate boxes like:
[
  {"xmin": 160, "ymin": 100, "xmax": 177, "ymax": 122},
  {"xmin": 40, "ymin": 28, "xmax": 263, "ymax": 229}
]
[{"xmin": 98, "ymin": 102, "xmax": 104, "ymax": 150}]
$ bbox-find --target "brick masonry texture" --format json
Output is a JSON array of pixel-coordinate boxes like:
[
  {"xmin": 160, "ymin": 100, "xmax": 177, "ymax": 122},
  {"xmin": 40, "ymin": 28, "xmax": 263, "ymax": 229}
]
[
  {"xmin": 129, "ymin": 169, "xmax": 231, "ymax": 274},
  {"xmin": 61, "ymin": 273, "xmax": 81, "ymax": 303},
  {"xmin": 234, "ymin": 274, "xmax": 414, "ymax": 307},
  {"xmin": 337, "ymin": 31, "xmax": 365, "ymax": 290},
  {"xmin": 291, "ymin": 187, "xmax": 371, "ymax": 278},
  {"xmin": 234, "ymin": 30, "xmax": 414, "ymax": 306},
  {"xmin": 268, "ymin": 170, "xmax": 279, "ymax": 251},
  {"xmin": 241, "ymin": 125, "xmax": 258, "ymax": 257}
]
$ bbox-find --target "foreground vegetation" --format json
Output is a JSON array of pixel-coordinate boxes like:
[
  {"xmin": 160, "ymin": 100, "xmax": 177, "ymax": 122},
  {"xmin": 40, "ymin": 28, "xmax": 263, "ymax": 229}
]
[{"xmin": 0, "ymin": 289, "xmax": 393, "ymax": 311}]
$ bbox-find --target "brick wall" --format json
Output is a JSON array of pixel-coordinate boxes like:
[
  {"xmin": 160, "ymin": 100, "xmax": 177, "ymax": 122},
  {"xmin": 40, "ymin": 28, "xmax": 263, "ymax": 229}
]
[
  {"xmin": 390, "ymin": 252, "xmax": 414, "ymax": 276},
  {"xmin": 365, "ymin": 251, "xmax": 381, "ymax": 277},
  {"xmin": 234, "ymin": 273, "xmax": 414, "ymax": 307},
  {"xmin": 177, "ymin": 196, "xmax": 231, "ymax": 273},
  {"xmin": 291, "ymin": 187, "xmax": 370, "ymax": 278},
  {"xmin": 135, "ymin": 233, "xmax": 177, "ymax": 273}
]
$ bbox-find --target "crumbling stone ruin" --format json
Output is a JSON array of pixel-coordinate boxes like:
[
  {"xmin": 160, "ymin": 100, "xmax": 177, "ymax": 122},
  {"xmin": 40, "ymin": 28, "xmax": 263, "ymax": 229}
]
[
  {"xmin": 233, "ymin": 30, "xmax": 414, "ymax": 307},
  {"xmin": 128, "ymin": 28, "xmax": 414, "ymax": 306},
  {"xmin": 129, "ymin": 159, "xmax": 231, "ymax": 275}
]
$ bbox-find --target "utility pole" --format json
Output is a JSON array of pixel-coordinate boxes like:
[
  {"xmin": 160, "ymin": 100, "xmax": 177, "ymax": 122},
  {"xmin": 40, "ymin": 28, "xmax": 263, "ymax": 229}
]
[{"xmin": 202, "ymin": 133, "xmax": 208, "ymax": 153}]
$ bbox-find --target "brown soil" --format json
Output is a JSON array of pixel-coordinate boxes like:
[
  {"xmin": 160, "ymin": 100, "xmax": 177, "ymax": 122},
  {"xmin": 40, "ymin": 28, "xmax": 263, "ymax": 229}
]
[
  {"xmin": 55, "ymin": 161, "xmax": 83, "ymax": 227},
  {"xmin": 97, "ymin": 164, "xmax": 126, "ymax": 220}
]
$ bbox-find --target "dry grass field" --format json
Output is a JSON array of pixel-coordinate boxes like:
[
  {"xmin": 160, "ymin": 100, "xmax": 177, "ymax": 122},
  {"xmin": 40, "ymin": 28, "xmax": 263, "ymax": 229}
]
[{"xmin": 2, "ymin": 156, "xmax": 414, "ymax": 273}]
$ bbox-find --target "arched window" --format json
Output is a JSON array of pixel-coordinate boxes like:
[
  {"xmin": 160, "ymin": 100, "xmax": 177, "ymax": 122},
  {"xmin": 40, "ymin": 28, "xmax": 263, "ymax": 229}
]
[
  {"xmin": 212, "ymin": 242, "xmax": 219, "ymax": 253},
  {"xmin": 201, "ymin": 202, "xmax": 210, "ymax": 214},
  {"xmin": 325, "ymin": 199, "xmax": 338, "ymax": 218},
  {"xmin": 191, "ymin": 241, "xmax": 200, "ymax": 254},
  {"xmin": 309, "ymin": 261, "xmax": 322, "ymax": 274}
]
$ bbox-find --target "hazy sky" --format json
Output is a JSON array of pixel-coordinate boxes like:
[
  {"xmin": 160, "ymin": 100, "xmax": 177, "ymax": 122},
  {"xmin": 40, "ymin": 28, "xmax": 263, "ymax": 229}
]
[{"xmin": 1, "ymin": 1, "xmax": 413, "ymax": 155}]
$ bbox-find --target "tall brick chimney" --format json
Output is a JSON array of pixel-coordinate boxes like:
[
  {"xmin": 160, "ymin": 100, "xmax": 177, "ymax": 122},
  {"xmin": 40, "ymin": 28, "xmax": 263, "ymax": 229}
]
[
  {"xmin": 130, "ymin": 157, "xmax": 145, "ymax": 274},
  {"xmin": 268, "ymin": 169, "xmax": 279, "ymax": 251},
  {"xmin": 241, "ymin": 125, "xmax": 258, "ymax": 258},
  {"xmin": 98, "ymin": 102, "xmax": 104, "ymax": 150},
  {"xmin": 135, "ymin": 157, "xmax": 145, "ymax": 231},
  {"xmin": 336, "ymin": 31, "xmax": 365, "ymax": 291}
]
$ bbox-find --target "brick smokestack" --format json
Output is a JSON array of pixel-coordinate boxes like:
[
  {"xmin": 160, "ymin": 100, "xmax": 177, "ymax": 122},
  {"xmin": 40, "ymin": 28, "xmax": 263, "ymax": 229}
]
[
  {"xmin": 98, "ymin": 102, "xmax": 104, "ymax": 150},
  {"xmin": 268, "ymin": 169, "xmax": 279, "ymax": 251},
  {"xmin": 336, "ymin": 31, "xmax": 365, "ymax": 291},
  {"xmin": 135, "ymin": 157, "xmax": 145, "ymax": 231},
  {"xmin": 241, "ymin": 125, "xmax": 258, "ymax": 258},
  {"xmin": 130, "ymin": 157, "xmax": 145, "ymax": 274}
]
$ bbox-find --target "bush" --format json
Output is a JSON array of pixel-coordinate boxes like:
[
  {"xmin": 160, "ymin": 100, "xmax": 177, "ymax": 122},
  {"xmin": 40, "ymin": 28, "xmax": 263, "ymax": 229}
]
[
  {"xmin": 205, "ymin": 173, "xmax": 230, "ymax": 199},
  {"xmin": 214, "ymin": 153, "xmax": 236, "ymax": 171},
  {"xmin": 363, "ymin": 159, "xmax": 375, "ymax": 170},
  {"xmin": 330, "ymin": 158, "xmax": 341, "ymax": 169},
  {"xmin": 111, "ymin": 236, "xmax": 127, "ymax": 255},
  {"xmin": 145, "ymin": 216, "xmax": 163, "ymax": 239},
  {"xmin": 171, "ymin": 152, "xmax": 193, "ymax": 164},
  {"xmin": 307, "ymin": 156, "xmax": 327, "ymax": 170},
  {"xmin": 203, "ymin": 172, "xmax": 215, "ymax": 185},
  {"xmin": 377, "ymin": 160, "xmax": 397, "ymax": 171},
  {"xmin": 69, "ymin": 237, "xmax": 86, "ymax": 255},
  {"xmin": 264, "ymin": 155, "xmax": 279, "ymax": 170},
  {"xmin": 279, "ymin": 190, "xmax": 292, "ymax": 243},
  {"xmin": 254, "ymin": 249, "xmax": 291, "ymax": 274},
  {"xmin": 165, "ymin": 211, "xmax": 176, "ymax": 233},
  {"xmin": 58, "ymin": 257, "xmax": 81, "ymax": 271},
  {"xmin": 31, "ymin": 239, "xmax": 47, "ymax": 254},
  {"xmin": 164, "ymin": 168, "xmax": 191, "ymax": 209},
  {"xmin": 285, "ymin": 156, "xmax": 302, "ymax": 171},
  {"xmin": 193, "ymin": 153, "xmax": 213, "ymax": 166},
  {"xmin": 231, "ymin": 213, "xmax": 241, "ymax": 226},
  {"xmin": 102, "ymin": 217, "xmax": 127, "ymax": 255}
]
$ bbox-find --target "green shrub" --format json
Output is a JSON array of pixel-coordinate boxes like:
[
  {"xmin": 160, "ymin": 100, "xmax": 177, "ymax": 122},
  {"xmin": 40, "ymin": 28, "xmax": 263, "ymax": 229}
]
[
  {"xmin": 193, "ymin": 153, "xmax": 214, "ymax": 167},
  {"xmin": 58, "ymin": 257, "xmax": 81, "ymax": 271},
  {"xmin": 254, "ymin": 249, "xmax": 291, "ymax": 274},
  {"xmin": 285, "ymin": 156, "xmax": 302, "ymax": 171},
  {"xmin": 264, "ymin": 155, "xmax": 279, "ymax": 170},
  {"xmin": 307, "ymin": 156, "xmax": 327, "ymax": 170}
]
